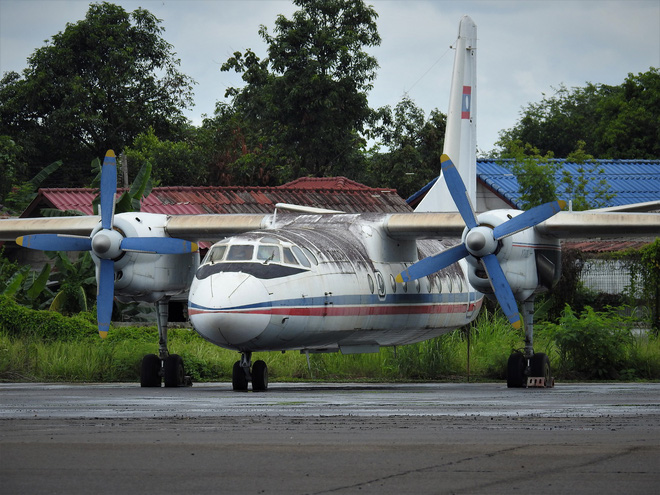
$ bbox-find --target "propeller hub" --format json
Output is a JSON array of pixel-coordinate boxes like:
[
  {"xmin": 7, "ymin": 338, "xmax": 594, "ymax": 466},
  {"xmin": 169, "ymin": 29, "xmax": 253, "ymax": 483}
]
[
  {"xmin": 91, "ymin": 229, "xmax": 124, "ymax": 260},
  {"xmin": 465, "ymin": 226, "xmax": 497, "ymax": 258}
]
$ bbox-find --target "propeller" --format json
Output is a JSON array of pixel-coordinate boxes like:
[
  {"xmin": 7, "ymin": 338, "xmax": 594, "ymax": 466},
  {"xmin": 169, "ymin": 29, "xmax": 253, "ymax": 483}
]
[
  {"xmin": 16, "ymin": 150, "xmax": 198, "ymax": 338},
  {"xmin": 397, "ymin": 154, "xmax": 565, "ymax": 329}
]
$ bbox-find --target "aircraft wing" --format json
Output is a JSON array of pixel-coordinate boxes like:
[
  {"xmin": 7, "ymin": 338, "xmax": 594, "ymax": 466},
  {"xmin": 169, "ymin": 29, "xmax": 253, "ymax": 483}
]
[
  {"xmin": 535, "ymin": 211, "xmax": 660, "ymax": 239},
  {"xmin": 0, "ymin": 210, "xmax": 657, "ymax": 244},
  {"xmin": 0, "ymin": 214, "xmax": 269, "ymax": 243},
  {"xmin": 384, "ymin": 210, "xmax": 659, "ymax": 240},
  {"xmin": 0, "ymin": 216, "xmax": 101, "ymax": 240}
]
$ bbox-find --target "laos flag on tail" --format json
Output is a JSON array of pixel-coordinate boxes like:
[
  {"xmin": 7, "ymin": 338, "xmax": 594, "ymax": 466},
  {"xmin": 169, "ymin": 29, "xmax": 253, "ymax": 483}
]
[{"xmin": 462, "ymin": 86, "xmax": 472, "ymax": 119}]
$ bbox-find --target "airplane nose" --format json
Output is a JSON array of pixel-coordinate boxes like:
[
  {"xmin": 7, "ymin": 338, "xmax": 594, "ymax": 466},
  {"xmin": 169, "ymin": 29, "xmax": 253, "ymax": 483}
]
[{"xmin": 188, "ymin": 272, "xmax": 271, "ymax": 347}]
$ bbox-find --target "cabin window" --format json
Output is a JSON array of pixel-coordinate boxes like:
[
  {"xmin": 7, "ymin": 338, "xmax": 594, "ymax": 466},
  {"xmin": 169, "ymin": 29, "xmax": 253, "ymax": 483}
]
[
  {"xmin": 390, "ymin": 274, "xmax": 397, "ymax": 293},
  {"xmin": 257, "ymin": 245, "xmax": 281, "ymax": 263},
  {"xmin": 292, "ymin": 246, "xmax": 312, "ymax": 268},
  {"xmin": 367, "ymin": 274, "xmax": 375, "ymax": 294},
  {"xmin": 226, "ymin": 244, "xmax": 254, "ymax": 261},
  {"xmin": 375, "ymin": 271, "xmax": 386, "ymax": 297},
  {"xmin": 427, "ymin": 276, "xmax": 433, "ymax": 293},
  {"xmin": 301, "ymin": 247, "xmax": 318, "ymax": 266},
  {"xmin": 415, "ymin": 279, "xmax": 420, "ymax": 293}
]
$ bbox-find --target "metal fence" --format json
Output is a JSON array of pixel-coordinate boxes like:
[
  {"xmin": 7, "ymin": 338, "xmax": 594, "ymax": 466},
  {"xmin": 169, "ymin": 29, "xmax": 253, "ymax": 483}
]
[{"xmin": 580, "ymin": 259, "xmax": 632, "ymax": 294}]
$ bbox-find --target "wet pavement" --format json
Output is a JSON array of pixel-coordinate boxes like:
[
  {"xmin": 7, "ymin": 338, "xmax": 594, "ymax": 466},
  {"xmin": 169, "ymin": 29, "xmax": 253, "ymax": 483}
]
[{"xmin": 1, "ymin": 382, "xmax": 659, "ymax": 494}]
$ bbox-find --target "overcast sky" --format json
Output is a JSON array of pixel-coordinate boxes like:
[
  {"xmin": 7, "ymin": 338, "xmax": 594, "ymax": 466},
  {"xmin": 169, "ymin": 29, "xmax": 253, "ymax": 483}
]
[{"xmin": 1, "ymin": 0, "xmax": 658, "ymax": 154}]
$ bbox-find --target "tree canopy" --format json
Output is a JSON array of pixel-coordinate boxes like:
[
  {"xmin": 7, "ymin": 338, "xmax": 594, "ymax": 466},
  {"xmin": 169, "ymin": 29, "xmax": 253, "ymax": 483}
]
[
  {"xmin": 0, "ymin": 1, "xmax": 195, "ymax": 187},
  {"xmin": 497, "ymin": 68, "xmax": 660, "ymax": 159},
  {"xmin": 220, "ymin": 0, "xmax": 381, "ymax": 182}
]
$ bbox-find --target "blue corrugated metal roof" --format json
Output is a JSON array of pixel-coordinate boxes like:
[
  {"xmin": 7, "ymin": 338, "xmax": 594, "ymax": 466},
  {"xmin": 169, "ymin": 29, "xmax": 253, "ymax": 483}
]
[{"xmin": 477, "ymin": 159, "xmax": 660, "ymax": 209}]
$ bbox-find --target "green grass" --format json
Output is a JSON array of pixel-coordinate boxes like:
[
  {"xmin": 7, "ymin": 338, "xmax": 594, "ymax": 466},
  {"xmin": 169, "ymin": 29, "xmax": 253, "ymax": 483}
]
[{"xmin": 1, "ymin": 298, "xmax": 659, "ymax": 383}]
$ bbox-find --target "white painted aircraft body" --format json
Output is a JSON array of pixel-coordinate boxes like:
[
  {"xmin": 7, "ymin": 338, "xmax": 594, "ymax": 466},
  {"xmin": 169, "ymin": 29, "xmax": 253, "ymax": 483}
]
[{"xmin": 188, "ymin": 215, "xmax": 482, "ymax": 354}]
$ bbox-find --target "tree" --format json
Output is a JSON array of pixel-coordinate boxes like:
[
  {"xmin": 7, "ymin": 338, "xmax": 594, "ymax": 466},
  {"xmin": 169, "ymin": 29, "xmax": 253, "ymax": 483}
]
[
  {"xmin": 497, "ymin": 68, "xmax": 659, "ymax": 159},
  {"xmin": 366, "ymin": 97, "xmax": 446, "ymax": 198},
  {"xmin": 124, "ymin": 128, "xmax": 209, "ymax": 186},
  {"xmin": 497, "ymin": 139, "xmax": 558, "ymax": 209},
  {"xmin": 594, "ymin": 68, "xmax": 660, "ymax": 158},
  {"xmin": 0, "ymin": 136, "xmax": 26, "ymax": 206},
  {"xmin": 221, "ymin": 0, "xmax": 381, "ymax": 182},
  {"xmin": 0, "ymin": 2, "xmax": 195, "ymax": 187},
  {"xmin": 560, "ymin": 140, "xmax": 614, "ymax": 210}
]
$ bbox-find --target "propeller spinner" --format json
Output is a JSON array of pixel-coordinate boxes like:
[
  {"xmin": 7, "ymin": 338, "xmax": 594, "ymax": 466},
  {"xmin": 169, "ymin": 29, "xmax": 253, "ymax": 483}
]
[
  {"xmin": 397, "ymin": 154, "xmax": 565, "ymax": 329},
  {"xmin": 16, "ymin": 150, "xmax": 198, "ymax": 338}
]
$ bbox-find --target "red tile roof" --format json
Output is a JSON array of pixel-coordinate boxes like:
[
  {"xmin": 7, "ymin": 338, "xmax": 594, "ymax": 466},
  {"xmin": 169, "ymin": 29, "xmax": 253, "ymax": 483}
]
[
  {"xmin": 562, "ymin": 240, "xmax": 652, "ymax": 253},
  {"xmin": 23, "ymin": 178, "xmax": 411, "ymax": 217}
]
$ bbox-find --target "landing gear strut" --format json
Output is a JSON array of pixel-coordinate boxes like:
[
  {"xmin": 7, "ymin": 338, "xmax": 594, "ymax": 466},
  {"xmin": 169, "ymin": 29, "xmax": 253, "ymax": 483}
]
[
  {"xmin": 140, "ymin": 299, "xmax": 192, "ymax": 388},
  {"xmin": 506, "ymin": 298, "xmax": 554, "ymax": 388},
  {"xmin": 232, "ymin": 351, "xmax": 268, "ymax": 391}
]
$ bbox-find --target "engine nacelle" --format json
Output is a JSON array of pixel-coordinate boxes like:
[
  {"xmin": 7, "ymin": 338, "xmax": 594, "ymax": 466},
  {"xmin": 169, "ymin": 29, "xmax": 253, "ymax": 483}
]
[
  {"xmin": 465, "ymin": 210, "xmax": 561, "ymax": 302},
  {"xmin": 90, "ymin": 212, "xmax": 200, "ymax": 303}
]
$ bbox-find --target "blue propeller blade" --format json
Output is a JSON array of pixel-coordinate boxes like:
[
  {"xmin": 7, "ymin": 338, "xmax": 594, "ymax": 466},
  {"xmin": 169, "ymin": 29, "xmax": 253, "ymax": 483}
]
[
  {"xmin": 99, "ymin": 150, "xmax": 117, "ymax": 230},
  {"xmin": 396, "ymin": 243, "xmax": 469, "ymax": 283},
  {"xmin": 493, "ymin": 200, "xmax": 566, "ymax": 240},
  {"xmin": 121, "ymin": 237, "xmax": 199, "ymax": 254},
  {"xmin": 481, "ymin": 254, "xmax": 521, "ymax": 329},
  {"xmin": 440, "ymin": 154, "xmax": 478, "ymax": 229},
  {"xmin": 96, "ymin": 258, "xmax": 115, "ymax": 339},
  {"xmin": 16, "ymin": 234, "xmax": 91, "ymax": 252}
]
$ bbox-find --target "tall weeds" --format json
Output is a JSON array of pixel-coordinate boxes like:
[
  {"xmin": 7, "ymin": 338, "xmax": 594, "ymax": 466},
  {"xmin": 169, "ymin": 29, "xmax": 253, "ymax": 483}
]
[{"xmin": 1, "ymin": 295, "xmax": 659, "ymax": 382}]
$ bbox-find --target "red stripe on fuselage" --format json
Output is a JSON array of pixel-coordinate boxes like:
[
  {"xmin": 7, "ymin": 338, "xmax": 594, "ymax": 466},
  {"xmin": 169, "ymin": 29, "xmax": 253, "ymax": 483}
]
[{"xmin": 189, "ymin": 300, "xmax": 482, "ymax": 318}]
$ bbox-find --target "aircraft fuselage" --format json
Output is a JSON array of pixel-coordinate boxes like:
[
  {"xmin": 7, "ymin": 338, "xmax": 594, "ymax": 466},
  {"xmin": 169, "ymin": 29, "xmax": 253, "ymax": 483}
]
[{"xmin": 188, "ymin": 214, "xmax": 483, "ymax": 353}]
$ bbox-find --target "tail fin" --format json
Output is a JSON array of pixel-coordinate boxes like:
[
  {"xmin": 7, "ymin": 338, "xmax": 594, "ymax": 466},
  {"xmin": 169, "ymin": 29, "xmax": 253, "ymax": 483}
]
[{"xmin": 415, "ymin": 15, "xmax": 477, "ymax": 213}]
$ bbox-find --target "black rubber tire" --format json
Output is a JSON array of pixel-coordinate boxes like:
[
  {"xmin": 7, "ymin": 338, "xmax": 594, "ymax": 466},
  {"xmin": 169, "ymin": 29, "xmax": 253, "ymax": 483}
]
[
  {"xmin": 507, "ymin": 352, "xmax": 526, "ymax": 388},
  {"xmin": 163, "ymin": 354, "xmax": 185, "ymax": 388},
  {"xmin": 232, "ymin": 361, "xmax": 248, "ymax": 391},
  {"xmin": 140, "ymin": 354, "xmax": 161, "ymax": 387},
  {"xmin": 530, "ymin": 352, "xmax": 552, "ymax": 385},
  {"xmin": 252, "ymin": 360, "xmax": 268, "ymax": 391}
]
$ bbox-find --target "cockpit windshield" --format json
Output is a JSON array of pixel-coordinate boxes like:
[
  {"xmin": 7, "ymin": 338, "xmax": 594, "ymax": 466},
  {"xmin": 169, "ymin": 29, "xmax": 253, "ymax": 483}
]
[
  {"xmin": 198, "ymin": 237, "xmax": 316, "ymax": 281},
  {"xmin": 202, "ymin": 238, "xmax": 314, "ymax": 268},
  {"xmin": 226, "ymin": 244, "xmax": 254, "ymax": 261},
  {"xmin": 257, "ymin": 245, "xmax": 281, "ymax": 263}
]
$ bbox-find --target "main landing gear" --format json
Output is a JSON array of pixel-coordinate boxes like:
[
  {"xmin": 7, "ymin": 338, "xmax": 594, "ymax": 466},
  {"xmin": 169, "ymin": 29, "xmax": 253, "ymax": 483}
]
[
  {"xmin": 140, "ymin": 299, "xmax": 192, "ymax": 388},
  {"xmin": 232, "ymin": 351, "xmax": 268, "ymax": 391},
  {"xmin": 507, "ymin": 298, "xmax": 554, "ymax": 388}
]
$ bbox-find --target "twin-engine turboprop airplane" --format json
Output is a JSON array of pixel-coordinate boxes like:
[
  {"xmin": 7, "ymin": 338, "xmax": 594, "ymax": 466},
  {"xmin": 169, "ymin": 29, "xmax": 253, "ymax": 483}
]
[{"xmin": 1, "ymin": 16, "xmax": 658, "ymax": 390}]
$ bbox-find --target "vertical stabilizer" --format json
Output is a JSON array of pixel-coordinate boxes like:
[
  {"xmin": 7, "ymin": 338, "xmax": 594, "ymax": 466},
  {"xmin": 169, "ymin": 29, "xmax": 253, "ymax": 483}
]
[{"xmin": 415, "ymin": 15, "xmax": 477, "ymax": 213}]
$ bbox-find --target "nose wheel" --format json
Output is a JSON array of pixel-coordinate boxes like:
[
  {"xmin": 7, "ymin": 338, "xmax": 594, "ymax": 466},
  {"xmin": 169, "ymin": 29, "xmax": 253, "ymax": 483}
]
[{"xmin": 232, "ymin": 352, "xmax": 268, "ymax": 391}]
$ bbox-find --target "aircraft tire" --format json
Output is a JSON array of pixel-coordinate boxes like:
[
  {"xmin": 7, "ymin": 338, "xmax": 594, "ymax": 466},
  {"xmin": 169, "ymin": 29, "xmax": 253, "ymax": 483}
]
[
  {"xmin": 164, "ymin": 354, "xmax": 185, "ymax": 387},
  {"xmin": 232, "ymin": 361, "xmax": 248, "ymax": 391},
  {"xmin": 140, "ymin": 354, "xmax": 162, "ymax": 387},
  {"xmin": 530, "ymin": 352, "xmax": 552, "ymax": 385},
  {"xmin": 252, "ymin": 360, "xmax": 268, "ymax": 391},
  {"xmin": 506, "ymin": 352, "xmax": 526, "ymax": 388}
]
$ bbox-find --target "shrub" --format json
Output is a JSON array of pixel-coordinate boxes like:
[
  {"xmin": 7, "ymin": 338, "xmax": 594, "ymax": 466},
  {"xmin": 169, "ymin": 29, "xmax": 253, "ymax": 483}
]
[
  {"xmin": 0, "ymin": 295, "xmax": 97, "ymax": 342},
  {"xmin": 538, "ymin": 304, "xmax": 634, "ymax": 379}
]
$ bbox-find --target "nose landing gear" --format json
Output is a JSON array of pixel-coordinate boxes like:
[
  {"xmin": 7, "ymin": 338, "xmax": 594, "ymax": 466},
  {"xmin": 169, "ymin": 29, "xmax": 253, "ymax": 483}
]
[{"xmin": 232, "ymin": 352, "xmax": 268, "ymax": 391}]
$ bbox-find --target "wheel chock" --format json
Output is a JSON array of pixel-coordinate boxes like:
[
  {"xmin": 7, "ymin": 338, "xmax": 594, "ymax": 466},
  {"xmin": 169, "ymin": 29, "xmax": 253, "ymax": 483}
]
[{"xmin": 526, "ymin": 377, "xmax": 555, "ymax": 388}]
